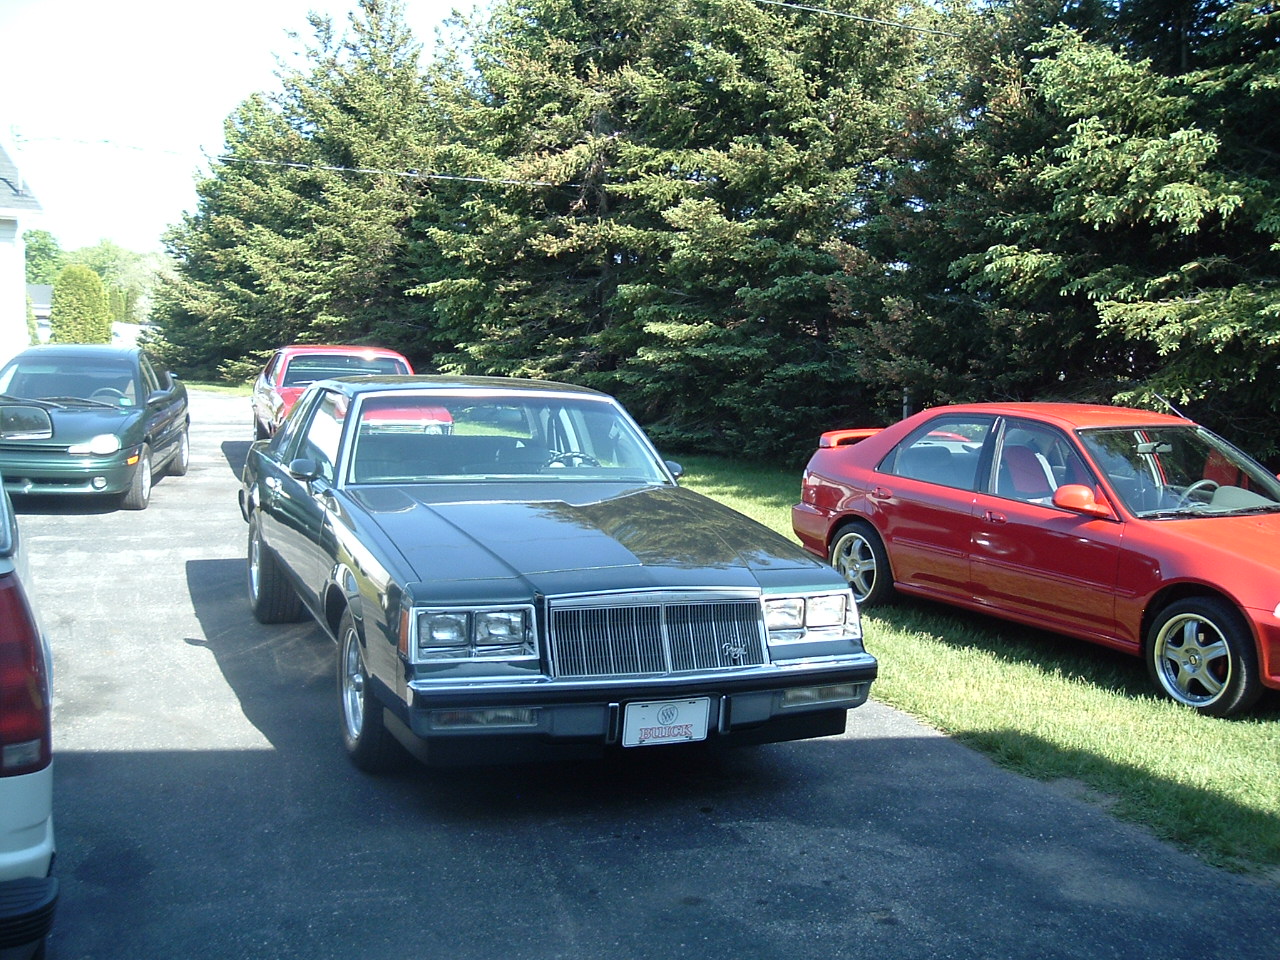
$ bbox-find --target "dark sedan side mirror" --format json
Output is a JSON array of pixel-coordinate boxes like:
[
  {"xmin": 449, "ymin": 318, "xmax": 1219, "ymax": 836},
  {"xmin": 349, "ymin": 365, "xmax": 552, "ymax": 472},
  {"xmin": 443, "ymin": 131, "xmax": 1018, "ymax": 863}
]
[
  {"xmin": 1052, "ymin": 483, "xmax": 1116, "ymax": 520},
  {"xmin": 665, "ymin": 460, "xmax": 684, "ymax": 480}
]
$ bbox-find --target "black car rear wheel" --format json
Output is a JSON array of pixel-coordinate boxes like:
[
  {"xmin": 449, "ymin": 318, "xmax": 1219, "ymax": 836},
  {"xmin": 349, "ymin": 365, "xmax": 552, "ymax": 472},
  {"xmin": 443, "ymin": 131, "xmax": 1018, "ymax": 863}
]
[
  {"xmin": 339, "ymin": 609, "xmax": 402, "ymax": 773},
  {"xmin": 1145, "ymin": 596, "xmax": 1261, "ymax": 717},
  {"xmin": 829, "ymin": 521, "xmax": 894, "ymax": 606},
  {"xmin": 247, "ymin": 514, "xmax": 304, "ymax": 623}
]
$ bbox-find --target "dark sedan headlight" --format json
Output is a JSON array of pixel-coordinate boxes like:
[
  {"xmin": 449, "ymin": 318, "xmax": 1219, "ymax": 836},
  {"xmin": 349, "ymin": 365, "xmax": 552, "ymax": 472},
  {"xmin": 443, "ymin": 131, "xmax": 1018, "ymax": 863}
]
[
  {"xmin": 411, "ymin": 605, "xmax": 537, "ymax": 663},
  {"xmin": 763, "ymin": 591, "xmax": 861, "ymax": 645},
  {"xmin": 68, "ymin": 434, "xmax": 123, "ymax": 456}
]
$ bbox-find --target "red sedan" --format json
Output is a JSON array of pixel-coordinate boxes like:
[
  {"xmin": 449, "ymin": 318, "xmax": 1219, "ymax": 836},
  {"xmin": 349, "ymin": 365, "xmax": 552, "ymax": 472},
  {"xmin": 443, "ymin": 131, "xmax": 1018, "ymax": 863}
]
[
  {"xmin": 251, "ymin": 345, "xmax": 414, "ymax": 439},
  {"xmin": 792, "ymin": 402, "xmax": 1280, "ymax": 716}
]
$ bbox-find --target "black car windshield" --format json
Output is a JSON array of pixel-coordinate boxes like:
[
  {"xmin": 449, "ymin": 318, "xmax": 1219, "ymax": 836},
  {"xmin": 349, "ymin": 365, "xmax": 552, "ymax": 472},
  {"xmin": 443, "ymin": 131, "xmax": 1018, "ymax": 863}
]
[
  {"xmin": 1077, "ymin": 425, "xmax": 1280, "ymax": 517},
  {"xmin": 0, "ymin": 357, "xmax": 139, "ymax": 407},
  {"xmin": 345, "ymin": 392, "xmax": 672, "ymax": 484}
]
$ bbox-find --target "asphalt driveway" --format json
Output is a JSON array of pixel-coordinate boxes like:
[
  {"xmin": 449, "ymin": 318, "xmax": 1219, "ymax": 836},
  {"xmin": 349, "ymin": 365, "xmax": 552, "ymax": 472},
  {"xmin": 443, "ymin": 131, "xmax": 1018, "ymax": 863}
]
[{"xmin": 17, "ymin": 390, "xmax": 1280, "ymax": 960}]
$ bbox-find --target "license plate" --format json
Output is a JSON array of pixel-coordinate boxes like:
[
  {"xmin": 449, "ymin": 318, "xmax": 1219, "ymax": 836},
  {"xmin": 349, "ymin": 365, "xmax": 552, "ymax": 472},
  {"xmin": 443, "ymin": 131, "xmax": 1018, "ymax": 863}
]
[{"xmin": 622, "ymin": 698, "xmax": 710, "ymax": 747}]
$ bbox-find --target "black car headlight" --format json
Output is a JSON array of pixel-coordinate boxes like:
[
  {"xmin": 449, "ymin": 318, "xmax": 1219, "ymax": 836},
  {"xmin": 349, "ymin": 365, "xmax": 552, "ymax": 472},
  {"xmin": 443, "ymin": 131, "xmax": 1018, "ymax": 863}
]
[
  {"xmin": 412, "ymin": 606, "xmax": 538, "ymax": 663},
  {"xmin": 763, "ymin": 591, "xmax": 862, "ymax": 645}
]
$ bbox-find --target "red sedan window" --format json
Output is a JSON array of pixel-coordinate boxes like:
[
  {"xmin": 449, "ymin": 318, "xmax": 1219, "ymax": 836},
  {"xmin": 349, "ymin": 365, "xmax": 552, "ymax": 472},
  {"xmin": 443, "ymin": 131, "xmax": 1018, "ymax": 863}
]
[{"xmin": 881, "ymin": 416, "xmax": 993, "ymax": 490}]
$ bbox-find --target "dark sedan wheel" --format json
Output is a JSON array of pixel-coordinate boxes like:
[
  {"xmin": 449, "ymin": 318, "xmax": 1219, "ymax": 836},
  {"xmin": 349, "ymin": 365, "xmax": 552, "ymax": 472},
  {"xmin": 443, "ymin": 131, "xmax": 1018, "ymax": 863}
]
[
  {"xmin": 120, "ymin": 444, "xmax": 152, "ymax": 510},
  {"xmin": 247, "ymin": 515, "xmax": 304, "ymax": 624},
  {"xmin": 830, "ymin": 521, "xmax": 894, "ymax": 606},
  {"xmin": 1145, "ymin": 597, "xmax": 1262, "ymax": 717},
  {"xmin": 339, "ymin": 610, "xmax": 402, "ymax": 773},
  {"xmin": 166, "ymin": 426, "xmax": 190, "ymax": 477}
]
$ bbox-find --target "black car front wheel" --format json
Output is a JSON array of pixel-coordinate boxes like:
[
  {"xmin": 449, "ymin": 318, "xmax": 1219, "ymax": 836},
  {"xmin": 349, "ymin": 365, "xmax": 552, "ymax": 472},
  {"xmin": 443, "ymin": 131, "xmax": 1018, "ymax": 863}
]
[
  {"xmin": 339, "ymin": 609, "xmax": 402, "ymax": 773},
  {"xmin": 829, "ymin": 521, "xmax": 894, "ymax": 606},
  {"xmin": 1145, "ymin": 597, "xmax": 1262, "ymax": 717},
  {"xmin": 247, "ymin": 514, "xmax": 304, "ymax": 624}
]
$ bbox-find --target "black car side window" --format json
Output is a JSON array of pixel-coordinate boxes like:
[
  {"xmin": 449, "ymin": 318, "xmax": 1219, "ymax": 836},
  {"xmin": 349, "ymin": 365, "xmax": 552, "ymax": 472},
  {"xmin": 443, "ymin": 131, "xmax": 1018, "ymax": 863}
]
[
  {"xmin": 295, "ymin": 391, "xmax": 344, "ymax": 483},
  {"xmin": 882, "ymin": 416, "xmax": 994, "ymax": 490}
]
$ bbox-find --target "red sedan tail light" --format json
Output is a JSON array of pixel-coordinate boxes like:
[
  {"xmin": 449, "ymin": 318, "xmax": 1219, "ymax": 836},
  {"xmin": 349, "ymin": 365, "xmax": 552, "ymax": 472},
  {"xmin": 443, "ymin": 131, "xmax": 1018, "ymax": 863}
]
[{"xmin": 0, "ymin": 572, "xmax": 51, "ymax": 777}]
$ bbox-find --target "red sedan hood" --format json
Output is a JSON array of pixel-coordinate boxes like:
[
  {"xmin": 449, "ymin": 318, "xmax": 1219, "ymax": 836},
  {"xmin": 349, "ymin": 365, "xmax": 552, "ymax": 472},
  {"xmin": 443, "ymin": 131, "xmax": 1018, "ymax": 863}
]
[{"xmin": 1138, "ymin": 510, "xmax": 1280, "ymax": 600}]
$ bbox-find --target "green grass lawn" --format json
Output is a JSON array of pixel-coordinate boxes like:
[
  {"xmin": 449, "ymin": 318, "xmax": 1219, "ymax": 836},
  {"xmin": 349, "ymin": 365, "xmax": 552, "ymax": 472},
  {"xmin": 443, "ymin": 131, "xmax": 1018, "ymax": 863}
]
[{"xmin": 677, "ymin": 454, "xmax": 1280, "ymax": 881}]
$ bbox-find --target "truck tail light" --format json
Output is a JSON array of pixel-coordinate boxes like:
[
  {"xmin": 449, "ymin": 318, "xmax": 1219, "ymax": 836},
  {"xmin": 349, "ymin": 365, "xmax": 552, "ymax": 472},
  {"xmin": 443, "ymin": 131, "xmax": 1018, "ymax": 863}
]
[{"xmin": 0, "ymin": 572, "xmax": 51, "ymax": 777}]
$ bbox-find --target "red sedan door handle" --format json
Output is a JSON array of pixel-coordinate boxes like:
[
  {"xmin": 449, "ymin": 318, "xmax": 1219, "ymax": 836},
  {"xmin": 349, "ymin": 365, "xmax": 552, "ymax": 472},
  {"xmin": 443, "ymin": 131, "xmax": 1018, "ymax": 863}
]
[
  {"xmin": 870, "ymin": 486, "xmax": 892, "ymax": 501},
  {"xmin": 984, "ymin": 509, "xmax": 1008, "ymax": 524}
]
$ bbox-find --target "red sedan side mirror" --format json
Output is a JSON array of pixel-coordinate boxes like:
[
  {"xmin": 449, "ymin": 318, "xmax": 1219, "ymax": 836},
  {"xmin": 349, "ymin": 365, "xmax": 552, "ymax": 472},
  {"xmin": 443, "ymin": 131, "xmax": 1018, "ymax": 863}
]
[{"xmin": 1052, "ymin": 483, "xmax": 1117, "ymax": 520}]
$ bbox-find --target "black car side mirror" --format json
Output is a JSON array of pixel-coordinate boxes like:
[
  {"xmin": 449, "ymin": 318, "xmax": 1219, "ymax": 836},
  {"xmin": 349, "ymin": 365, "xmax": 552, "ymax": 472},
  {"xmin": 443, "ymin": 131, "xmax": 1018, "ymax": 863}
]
[
  {"xmin": 288, "ymin": 458, "xmax": 321, "ymax": 481},
  {"xmin": 0, "ymin": 404, "xmax": 53, "ymax": 440}
]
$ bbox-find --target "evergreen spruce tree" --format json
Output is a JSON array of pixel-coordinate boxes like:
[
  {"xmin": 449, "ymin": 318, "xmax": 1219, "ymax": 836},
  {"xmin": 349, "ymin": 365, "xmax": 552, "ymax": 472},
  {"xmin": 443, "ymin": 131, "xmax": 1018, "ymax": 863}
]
[{"xmin": 155, "ymin": 0, "xmax": 441, "ymax": 376}]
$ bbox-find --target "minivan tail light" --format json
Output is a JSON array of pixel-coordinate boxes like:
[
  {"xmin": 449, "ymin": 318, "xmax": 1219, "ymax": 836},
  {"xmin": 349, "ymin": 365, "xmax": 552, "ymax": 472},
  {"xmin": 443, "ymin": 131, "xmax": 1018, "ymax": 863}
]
[{"xmin": 0, "ymin": 573, "xmax": 51, "ymax": 776}]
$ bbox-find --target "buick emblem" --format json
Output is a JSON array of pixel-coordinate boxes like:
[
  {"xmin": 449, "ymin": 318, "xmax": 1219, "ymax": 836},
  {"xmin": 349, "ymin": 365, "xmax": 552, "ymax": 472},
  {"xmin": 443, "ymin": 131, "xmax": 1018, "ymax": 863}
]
[
  {"xmin": 722, "ymin": 641, "xmax": 747, "ymax": 665},
  {"xmin": 657, "ymin": 703, "xmax": 680, "ymax": 725}
]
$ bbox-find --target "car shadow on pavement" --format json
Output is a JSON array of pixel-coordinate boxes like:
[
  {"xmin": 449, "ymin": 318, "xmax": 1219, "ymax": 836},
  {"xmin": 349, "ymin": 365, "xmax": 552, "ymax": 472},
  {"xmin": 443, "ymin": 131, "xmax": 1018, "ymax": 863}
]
[{"xmin": 221, "ymin": 439, "xmax": 252, "ymax": 478}]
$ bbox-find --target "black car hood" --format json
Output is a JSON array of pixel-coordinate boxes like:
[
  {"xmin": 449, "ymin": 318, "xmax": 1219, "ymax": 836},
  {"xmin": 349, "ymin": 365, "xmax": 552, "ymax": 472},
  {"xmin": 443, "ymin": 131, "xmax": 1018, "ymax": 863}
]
[{"xmin": 350, "ymin": 482, "xmax": 833, "ymax": 600}]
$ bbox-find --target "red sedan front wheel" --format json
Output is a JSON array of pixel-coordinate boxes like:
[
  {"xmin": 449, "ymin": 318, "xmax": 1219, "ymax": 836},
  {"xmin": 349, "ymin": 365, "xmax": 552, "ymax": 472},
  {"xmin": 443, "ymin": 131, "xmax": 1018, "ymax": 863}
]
[{"xmin": 1145, "ymin": 597, "xmax": 1262, "ymax": 717}]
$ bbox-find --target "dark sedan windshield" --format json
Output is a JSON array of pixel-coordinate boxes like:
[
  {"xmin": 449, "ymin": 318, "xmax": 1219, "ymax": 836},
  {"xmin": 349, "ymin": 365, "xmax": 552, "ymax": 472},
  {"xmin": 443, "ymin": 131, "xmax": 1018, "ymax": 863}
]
[
  {"xmin": 0, "ymin": 357, "xmax": 139, "ymax": 406},
  {"xmin": 1078, "ymin": 425, "xmax": 1280, "ymax": 517},
  {"xmin": 345, "ymin": 392, "xmax": 672, "ymax": 484}
]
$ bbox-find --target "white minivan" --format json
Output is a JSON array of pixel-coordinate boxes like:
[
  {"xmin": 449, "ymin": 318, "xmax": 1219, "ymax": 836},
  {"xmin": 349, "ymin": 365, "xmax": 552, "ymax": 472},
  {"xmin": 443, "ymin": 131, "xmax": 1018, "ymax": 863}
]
[{"xmin": 0, "ymin": 476, "xmax": 56, "ymax": 960}]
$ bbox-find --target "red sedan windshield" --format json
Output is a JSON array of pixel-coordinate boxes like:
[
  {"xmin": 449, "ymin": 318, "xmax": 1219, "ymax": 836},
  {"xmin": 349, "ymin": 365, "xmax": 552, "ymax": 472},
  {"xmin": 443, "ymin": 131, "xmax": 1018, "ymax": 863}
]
[{"xmin": 1077, "ymin": 425, "xmax": 1280, "ymax": 517}]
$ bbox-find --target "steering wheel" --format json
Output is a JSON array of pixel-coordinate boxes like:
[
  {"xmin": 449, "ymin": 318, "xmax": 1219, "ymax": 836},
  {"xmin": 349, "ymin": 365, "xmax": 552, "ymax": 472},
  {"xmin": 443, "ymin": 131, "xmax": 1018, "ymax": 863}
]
[
  {"xmin": 544, "ymin": 451, "xmax": 601, "ymax": 468},
  {"xmin": 1177, "ymin": 478, "xmax": 1219, "ymax": 506},
  {"xmin": 90, "ymin": 387, "xmax": 128, "ymax": 402}
]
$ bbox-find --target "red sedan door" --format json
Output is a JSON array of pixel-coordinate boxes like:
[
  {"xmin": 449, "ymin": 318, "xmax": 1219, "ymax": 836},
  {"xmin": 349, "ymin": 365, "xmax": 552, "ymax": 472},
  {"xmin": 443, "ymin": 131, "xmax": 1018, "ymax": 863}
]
[
  {"xmin": 872, "ymin": 415, "xmax": 995, "ymax": 604},
  {"xmin": 967, "ymin": 419, "xmax": 1126, "ymax": 645}
]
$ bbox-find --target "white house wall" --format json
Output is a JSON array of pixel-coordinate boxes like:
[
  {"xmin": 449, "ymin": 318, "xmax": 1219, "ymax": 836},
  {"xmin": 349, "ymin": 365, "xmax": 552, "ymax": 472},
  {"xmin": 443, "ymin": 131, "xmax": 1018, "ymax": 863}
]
[{"xmin": 0, "ymin": 218, "xmax": 28, "ymax": 364}]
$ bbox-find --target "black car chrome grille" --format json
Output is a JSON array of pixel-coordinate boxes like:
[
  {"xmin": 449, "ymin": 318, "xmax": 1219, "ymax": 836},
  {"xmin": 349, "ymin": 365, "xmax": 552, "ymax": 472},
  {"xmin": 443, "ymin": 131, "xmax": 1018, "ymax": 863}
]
[{"xmin": 547, "ymin": 594, "xmax": 767, "ymax": 679}]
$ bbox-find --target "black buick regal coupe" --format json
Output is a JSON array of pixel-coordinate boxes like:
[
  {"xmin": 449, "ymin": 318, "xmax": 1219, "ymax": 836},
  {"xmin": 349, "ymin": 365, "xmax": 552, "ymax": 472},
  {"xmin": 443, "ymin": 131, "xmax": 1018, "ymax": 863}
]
[{"xmin": 239, "ymin": 375, "xmax": 877, "ymax": 772}]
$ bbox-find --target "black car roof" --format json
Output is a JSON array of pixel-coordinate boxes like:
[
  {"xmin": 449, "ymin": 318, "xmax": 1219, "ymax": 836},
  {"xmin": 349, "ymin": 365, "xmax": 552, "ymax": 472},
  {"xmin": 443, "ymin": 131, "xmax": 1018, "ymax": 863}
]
[{"xmin": 322, "ymin": 375, "xmax": 610, "ymax": 399}]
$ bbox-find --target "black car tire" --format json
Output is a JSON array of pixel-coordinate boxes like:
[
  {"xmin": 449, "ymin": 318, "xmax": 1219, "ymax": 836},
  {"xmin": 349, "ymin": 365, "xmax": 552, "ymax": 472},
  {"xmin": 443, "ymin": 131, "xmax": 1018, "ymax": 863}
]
[
  {"xmin": 1145, "ymin": 596, "xmax": 1262, "ymax": 718},
  {"xmin": 339, "ymin": 609, "xmax": 402, "ymax": 774},
  {"xmin": 120, "ymin": 444, "xmax": 152, "ymax": 510},
  {"xmin": 166, "ymin": 426, "xmax": 190, "ymax": 477},
  {"xmin": 247, "ymin": 515, "xmax": 305, "ymax": 624},
  {"xmin": 829, "ymin": 520, "xmax": 895, "ymax": 606}
]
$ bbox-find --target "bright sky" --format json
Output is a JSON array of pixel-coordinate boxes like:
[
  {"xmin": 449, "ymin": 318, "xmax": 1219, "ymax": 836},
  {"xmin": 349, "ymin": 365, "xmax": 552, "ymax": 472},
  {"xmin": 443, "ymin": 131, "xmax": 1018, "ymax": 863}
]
[{"xmin": 1, "ymin": 0, "xmax": 461, "ymax": 254}]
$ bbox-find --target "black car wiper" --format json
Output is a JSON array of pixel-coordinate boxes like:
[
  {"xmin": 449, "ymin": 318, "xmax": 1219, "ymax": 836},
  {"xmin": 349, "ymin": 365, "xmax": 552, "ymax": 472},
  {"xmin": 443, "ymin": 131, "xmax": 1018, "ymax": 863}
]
[{"xmin": 37, "ymin": 396, "xmax": 119, "ymax": 409}]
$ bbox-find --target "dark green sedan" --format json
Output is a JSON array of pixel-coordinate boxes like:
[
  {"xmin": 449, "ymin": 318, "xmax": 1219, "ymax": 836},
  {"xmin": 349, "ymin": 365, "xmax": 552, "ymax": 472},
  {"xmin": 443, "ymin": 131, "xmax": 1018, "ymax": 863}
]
[
  {"xmin": 0, "ymin": 344, "xmax": 190, "ymax": 510},
  {"xmin": 239, "ymin": 375, "xmax": 878, "ymax": 772}
]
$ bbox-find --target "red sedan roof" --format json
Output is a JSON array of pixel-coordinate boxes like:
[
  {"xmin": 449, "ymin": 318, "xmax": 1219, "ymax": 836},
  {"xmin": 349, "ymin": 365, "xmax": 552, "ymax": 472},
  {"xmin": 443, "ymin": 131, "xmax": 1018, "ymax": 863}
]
[
  {"xmin": 278, "ymin": 344, "xmax": 409, "ymax": 359},
  {"xmin": 905, "ymin": 402, "xmax": 1191, "ymax": 431}
]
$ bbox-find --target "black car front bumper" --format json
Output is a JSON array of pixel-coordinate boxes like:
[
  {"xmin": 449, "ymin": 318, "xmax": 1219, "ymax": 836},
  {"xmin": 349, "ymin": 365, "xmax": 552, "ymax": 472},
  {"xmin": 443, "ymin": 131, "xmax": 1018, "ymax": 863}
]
[{"xmin": 383, "ymin": 657, "xmax": 878, "ymax": 765}]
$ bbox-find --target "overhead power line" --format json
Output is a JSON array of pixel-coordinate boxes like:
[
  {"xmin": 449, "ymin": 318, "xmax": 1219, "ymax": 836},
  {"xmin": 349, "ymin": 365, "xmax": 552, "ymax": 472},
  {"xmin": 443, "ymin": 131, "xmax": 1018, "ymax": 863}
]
[
  {"xmin": 750, "ymin": 0, "xmax": 963, "ymax": 38},
  {"xmin": 211, "ymin": 154, "xmax": 564, "ymax": 189}
]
